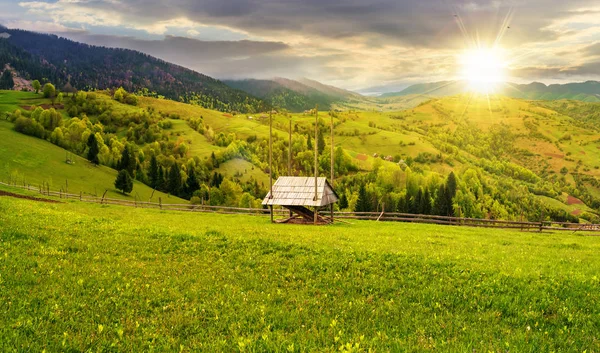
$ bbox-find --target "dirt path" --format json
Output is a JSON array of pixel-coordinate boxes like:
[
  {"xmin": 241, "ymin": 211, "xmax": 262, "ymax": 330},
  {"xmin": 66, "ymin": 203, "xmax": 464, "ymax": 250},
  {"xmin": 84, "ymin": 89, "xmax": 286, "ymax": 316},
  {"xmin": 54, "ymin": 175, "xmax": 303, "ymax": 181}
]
[{"xmin": 0, "ymin": 190, "xmax": 60, "ymax": 203}]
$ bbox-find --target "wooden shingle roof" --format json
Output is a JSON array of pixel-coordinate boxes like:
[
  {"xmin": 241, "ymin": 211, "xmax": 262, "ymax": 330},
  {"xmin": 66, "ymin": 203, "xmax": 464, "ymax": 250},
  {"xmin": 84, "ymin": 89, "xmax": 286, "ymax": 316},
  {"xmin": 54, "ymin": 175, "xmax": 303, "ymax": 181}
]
[{"xmin": 262, "ymin": 177, "xmax": 339, "ymax": 207}]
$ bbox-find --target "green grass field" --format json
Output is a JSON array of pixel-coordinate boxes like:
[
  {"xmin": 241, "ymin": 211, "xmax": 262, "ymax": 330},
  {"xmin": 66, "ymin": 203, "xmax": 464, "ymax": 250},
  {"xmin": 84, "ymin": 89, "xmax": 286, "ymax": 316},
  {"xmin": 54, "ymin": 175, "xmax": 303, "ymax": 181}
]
[
  {"xmin": 0, "ymin": 120, "xmax": 182, "ymax": 203},
  {"xmin": 1, "ymin": 186, "xmax": 600, "ymax": 351}
]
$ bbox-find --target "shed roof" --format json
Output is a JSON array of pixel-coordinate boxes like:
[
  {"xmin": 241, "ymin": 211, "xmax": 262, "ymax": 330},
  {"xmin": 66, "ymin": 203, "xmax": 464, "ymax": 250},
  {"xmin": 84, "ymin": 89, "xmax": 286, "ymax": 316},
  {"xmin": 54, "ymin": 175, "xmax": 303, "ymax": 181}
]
[{"xmin": 262, "ymin": 176, "xmax": 339, "ymax": 207}]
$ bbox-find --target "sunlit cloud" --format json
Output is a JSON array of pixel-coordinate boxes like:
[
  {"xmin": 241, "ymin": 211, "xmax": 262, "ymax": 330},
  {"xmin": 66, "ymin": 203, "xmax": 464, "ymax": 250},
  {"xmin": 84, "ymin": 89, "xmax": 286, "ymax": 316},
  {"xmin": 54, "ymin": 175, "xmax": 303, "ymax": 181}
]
[{"xmin": 2, "ymin": 0, "xmax": 600, "ymax": 91}]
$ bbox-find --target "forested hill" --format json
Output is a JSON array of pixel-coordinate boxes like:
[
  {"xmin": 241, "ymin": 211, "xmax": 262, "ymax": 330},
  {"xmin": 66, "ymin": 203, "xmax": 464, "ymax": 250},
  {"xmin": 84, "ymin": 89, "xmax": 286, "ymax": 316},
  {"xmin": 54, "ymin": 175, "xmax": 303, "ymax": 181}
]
[
  {"xmin": 0, "ymin": 27, "xmax": 267, "ymax": 113},
  {"xmin": 223, "ymin": 78, "xmax": 341, "ymax": 112}
]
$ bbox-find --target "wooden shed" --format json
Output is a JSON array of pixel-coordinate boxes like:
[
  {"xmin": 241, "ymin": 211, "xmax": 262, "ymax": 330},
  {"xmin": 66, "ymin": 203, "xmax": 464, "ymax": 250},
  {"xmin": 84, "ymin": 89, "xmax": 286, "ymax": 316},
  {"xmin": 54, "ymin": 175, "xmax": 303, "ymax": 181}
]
[{"xmin": 262, "ymin": 176, "xmax": 339, "ymax": 224}]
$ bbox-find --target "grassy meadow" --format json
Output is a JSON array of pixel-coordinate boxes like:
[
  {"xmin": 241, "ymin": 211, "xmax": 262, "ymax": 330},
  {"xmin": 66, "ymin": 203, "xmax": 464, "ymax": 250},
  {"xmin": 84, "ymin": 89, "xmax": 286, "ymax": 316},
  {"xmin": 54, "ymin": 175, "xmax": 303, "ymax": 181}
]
[
  {"xmin": 0, "ymin": 120, "xmax": 182, "ymax": 203},
  {"xmin": 1, "ymin": 186, "xmax": 600, "ymax": 351}
]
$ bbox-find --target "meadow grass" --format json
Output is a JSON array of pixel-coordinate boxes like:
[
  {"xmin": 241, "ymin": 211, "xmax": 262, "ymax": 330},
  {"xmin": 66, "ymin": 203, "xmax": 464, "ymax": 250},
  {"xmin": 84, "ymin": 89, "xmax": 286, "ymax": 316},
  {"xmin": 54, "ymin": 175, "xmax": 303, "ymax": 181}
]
[
  {"xmin": 0, "ymin": 120, "xmax": 182, "ymax": 203},
  {"xmin": 217, "ymin": 158, "xmax": 270, "ymax": 185},
  {"xmin": 1, "ymin": 186, "xmax": 599, "ymax": 352}
]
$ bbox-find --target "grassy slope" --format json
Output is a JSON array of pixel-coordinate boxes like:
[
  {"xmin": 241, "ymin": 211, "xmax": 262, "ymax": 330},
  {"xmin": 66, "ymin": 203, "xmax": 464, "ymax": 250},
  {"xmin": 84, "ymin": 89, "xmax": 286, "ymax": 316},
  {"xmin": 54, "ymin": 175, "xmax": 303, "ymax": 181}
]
[
  {"xmin": 0, "ymin": 120, "xmax": 182, "ymax": 203},
  {"xmin": 1, "ymin": 190, "xmax": 600, "ymax": 351},
  {"xmin": 217, "ymin": 158, "xmax": 270, "ymax": 185},
  {"xmin": 0, "ymin": 90, "xmax": 47, "ymax": 114}
]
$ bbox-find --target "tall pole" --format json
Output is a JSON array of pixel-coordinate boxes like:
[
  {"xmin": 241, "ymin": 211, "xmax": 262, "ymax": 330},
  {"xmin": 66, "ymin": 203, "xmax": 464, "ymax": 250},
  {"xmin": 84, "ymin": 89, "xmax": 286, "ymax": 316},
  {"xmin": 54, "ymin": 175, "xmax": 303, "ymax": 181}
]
[
  {"xmin": 289, "ymin": 117, "xmax": 293, "ymax": 219},
  {"xmin": 288, "ymin": 118, "xmax": 292, "ymax": 176},
  {"xmin": 330, "ymin": 113, "xmax": 334, "ymax": 223},
  {"xmin": 314, "ymin": 105, "xmax": 318, "ymax": 225},
  {"xmin": 269, "ymin": 110, "xmax": 273, "ymax": 223}
]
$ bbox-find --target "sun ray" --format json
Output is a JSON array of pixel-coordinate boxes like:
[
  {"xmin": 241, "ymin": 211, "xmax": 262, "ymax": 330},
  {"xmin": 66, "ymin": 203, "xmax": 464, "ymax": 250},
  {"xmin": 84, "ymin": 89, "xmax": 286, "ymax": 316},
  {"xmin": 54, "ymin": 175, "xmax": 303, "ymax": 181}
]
[
  {"xmin": 493, "ymin": 7, "xmax": 515, "ymax": 49},
  {"xmin": 460, "ymin": 92, "xmax": 475, "ymax": 119},
  {"xmin": 406, "ymin": 81, "xmax": 462, "ymax": 102}
]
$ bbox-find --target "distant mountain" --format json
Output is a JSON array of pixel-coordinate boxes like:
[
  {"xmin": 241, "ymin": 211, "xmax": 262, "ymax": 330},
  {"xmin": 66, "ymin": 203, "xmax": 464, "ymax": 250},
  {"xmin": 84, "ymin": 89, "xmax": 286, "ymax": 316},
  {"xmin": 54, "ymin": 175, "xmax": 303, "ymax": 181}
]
[
  {"xmin": 0, "ymin": 27, "xmax": 266, "ymax": 113},
  {"xmin": 297, "ymin": 78, "xmax": 360, "ymax": 100},
  {"xmin": 504, "ymin": 81, "xmax": 600, "ymax": 102},
  {"xmin": 382, "ymin": 80, "xmax": 600, "ymax": 102},
  {"xmin": 380, "ymin": 81, "xmax": 467, "ymax": 98},
  {"xmin": 223, "ymin": 77, "xmax": 360, "ymax": 112}
]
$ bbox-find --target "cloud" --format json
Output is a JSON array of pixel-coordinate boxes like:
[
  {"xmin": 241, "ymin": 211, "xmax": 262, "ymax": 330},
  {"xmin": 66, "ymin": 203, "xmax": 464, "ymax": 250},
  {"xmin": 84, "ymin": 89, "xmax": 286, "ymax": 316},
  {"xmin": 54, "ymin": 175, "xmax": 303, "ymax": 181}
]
[
  {"xmin": 2, "ymin": 19, "xmax": 85, "ymax": 33},
  {"xmin": 582, "ymin": 42, "xmax": 600, "ymax": 57},
  {"xmin": 9, "ymin": 0, "xmax": 600, "ymax": 90},
  {"xmin": 56, "ymin": 32, "xmax": 305, "ymax": 79}
]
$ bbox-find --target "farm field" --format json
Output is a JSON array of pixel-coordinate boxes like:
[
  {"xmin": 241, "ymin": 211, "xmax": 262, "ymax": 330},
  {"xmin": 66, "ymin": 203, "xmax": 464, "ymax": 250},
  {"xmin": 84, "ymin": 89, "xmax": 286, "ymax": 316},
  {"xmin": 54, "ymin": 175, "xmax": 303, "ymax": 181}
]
[{"xmin": 1, "ymin": 186, "xmax": 600, "ymax": 351}]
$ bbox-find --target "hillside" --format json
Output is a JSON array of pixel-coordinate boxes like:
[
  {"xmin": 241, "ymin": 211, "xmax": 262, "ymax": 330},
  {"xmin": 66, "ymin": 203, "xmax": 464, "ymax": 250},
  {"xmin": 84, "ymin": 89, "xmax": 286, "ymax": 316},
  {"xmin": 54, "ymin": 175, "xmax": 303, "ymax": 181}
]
[
  {"xmin": 3, "ymin": 89, "xmax": 600, "ymax": 223},
  {"xmin": 0, "ymin": 27, "xmax": 266, "ymax": 113},
  {"xmin": 383, "ymin": 80, "xmax": 600, "ymax": 102},
  {"xmin": 0, "ymin": 117, "xmax": 180, "ymax": 203},
  {"xmin": 223, "ymin": 77, "xmax": 355, "ymax": 112},
  {"xmin": 2, "ymin": 188, "xmax": 600, "ymax": 350},
  {"xmin": 223, "ymin": 78, "xmax": 336, "ymax": 112}
]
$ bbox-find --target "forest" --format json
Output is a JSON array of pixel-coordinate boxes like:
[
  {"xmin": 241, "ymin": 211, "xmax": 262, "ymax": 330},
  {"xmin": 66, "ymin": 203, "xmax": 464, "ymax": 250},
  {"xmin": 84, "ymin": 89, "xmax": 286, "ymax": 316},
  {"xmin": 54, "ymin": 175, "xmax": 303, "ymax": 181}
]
[{"xmin": 0, "ymin": 29, "xmax": 267, "ymax": 113}]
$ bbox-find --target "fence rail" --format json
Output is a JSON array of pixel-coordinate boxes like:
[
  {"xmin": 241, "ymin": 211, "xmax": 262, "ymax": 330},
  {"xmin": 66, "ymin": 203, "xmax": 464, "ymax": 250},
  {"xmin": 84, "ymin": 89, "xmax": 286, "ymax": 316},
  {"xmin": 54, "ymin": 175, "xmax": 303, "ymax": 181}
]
[{"xmin": 2, "ymin": 181, "xmax": 599, "ymax": 233}]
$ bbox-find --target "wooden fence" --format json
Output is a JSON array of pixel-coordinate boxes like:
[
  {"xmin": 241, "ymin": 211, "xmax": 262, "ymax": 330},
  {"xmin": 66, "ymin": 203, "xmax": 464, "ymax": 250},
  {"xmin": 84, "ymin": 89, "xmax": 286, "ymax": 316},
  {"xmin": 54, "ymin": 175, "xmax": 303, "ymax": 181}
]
[{"xmin": 1, "ymin": 181, "xmax": 599, "ymax": 233}]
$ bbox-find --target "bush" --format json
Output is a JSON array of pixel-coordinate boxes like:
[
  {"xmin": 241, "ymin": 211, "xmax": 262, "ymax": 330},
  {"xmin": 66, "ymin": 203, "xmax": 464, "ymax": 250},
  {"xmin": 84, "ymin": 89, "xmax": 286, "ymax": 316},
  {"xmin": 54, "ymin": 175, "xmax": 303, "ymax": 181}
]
[{"xmin": 14, "ymin": 117, "xmax": 46, "ymax": 138}]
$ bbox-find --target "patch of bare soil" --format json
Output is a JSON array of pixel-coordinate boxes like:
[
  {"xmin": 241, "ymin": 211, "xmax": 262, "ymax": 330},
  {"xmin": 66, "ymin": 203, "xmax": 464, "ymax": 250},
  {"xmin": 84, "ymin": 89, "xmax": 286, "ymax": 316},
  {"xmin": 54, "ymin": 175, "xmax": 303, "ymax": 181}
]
[
  {"xmin": 21, "ymin": 104, "xmax": 65, "ymax": 110},
  {"xmin": 544, "ymin": 152, "xmax": 564, "ymax": 159},
  {"xmin": 0, "ymin": 190, "xmax": 60, "ymax": 203},
  {"xmin": 567, "ymin": 195, "xmax": 584, "ymax": 205}
]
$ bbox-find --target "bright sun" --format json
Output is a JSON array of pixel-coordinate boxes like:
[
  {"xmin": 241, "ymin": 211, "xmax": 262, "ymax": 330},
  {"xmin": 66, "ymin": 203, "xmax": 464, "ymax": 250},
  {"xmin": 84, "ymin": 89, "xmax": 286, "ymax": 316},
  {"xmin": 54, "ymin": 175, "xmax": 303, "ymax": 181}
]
[{"xmin": 459, "ymin": 48, "xmax": 507, "ymax": 93}]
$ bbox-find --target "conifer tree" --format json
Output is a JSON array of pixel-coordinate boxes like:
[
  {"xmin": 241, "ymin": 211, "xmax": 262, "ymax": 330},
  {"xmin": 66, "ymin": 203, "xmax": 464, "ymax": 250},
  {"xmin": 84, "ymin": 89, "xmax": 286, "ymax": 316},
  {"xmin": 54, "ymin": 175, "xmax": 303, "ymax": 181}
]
[
  {"xmin": 114, "ymin": 170, "xmax": 133, "ymax": 194},
  {"xmin": 354, "ymin": 184, "xmax": 369, "ymax": 212},
  {"xmin": 317, "ymin": 129, "xmax": 325, "ymax": 155},
  {"xmin": 86, "ymin": 133, "xmax": 99, "ymax": 165},
  {"xmin": 339, "ymin": 192, "xmax": 348, "ymax": 210},
  {"xmin": 118, "ymin": 145, "xmax": 136, "ymax": 177},
  {"xmin": 421, "ymin": 188, "xmax": 432, "ymax": 215},
  {"xmin": 168, "ymin": 164, "xmax": 182, "ymax": 196},
  {"xmin": 185, "ymin": 167, "xmax": 200, "ymax": 199},
  {"xmin": 148, "ymin": 154, "xmax": 159, "ymax": 189}
]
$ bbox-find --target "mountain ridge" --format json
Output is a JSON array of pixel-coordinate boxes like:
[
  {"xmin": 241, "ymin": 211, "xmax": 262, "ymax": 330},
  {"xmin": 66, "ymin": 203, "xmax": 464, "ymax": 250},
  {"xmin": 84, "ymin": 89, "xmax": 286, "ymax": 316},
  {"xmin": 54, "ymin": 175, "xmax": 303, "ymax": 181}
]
[
  {"xmin": 381, "ymin": 80, "xmax": 600, "ymax": 102},
  {"xmin": 0, "ymin": 27, "xmax": 267, "ymax": 113}
]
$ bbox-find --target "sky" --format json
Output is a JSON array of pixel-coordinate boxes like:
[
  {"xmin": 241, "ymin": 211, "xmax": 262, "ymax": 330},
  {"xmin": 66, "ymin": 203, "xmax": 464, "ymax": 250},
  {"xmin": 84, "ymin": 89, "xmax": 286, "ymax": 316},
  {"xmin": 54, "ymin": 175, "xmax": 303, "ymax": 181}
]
[{"xmin": 1, "ymin": 0, "xmax": 600, "ymax": 93}]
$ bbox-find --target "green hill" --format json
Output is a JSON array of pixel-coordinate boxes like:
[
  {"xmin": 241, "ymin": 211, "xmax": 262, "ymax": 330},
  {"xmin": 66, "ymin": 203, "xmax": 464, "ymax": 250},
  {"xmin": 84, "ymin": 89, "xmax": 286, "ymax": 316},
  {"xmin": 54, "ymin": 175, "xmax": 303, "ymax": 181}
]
[
  {"xmin": 0, "ymin": 108, "xmax": 181, "ymax": 203},
  {"xmin": 2, "ymin": 89, "xmax": 600, "ymax": 222}
]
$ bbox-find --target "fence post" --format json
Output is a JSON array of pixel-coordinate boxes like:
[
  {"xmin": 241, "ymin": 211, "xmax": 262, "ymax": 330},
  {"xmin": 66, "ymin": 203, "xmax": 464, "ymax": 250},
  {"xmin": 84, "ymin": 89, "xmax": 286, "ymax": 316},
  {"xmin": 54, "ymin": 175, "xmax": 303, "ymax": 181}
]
[
  {"xmin": 80, "ymin": 191, "xmax": 82, "ymax": 201},
  {"xmin": 539, "ymin": 209, "xmax": 544, "ymax": 233},
  {"xmin": 377, "ymin": 203, "xmax": 385, "ymax": 221},
  {"xmin": 159, "ymin": 197, "xmax": 162, "ymax": 210},
  {"xmin": 101, "ymin": 190, "xmax": 107, "ymax": 205},
  {"xmin": 520, "ymin": 210, "xmax": 524, "ymax": 232}
]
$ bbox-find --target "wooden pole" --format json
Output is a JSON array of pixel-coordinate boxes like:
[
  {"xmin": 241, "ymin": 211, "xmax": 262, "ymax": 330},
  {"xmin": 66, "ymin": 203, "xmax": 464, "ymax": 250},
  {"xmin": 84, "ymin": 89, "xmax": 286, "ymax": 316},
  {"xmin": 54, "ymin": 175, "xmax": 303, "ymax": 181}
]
[
  {"xmin": 269, "ymin": 110, "xmax": 273, "ymax": 223},
  {"xmin": 288, "ymin": 118, "xmax": 292, "ymax": 176},
  {"xmin": 314, "ymin": 105, "xmax": 318, "ymax": 201},
  {"xmin": 330, "ymin": 113, "xmax": 334, "ymax": 223},
  {"xmin": 288, "ymin": 117, "xmax": 292, "ymax": 219},
  {"xmin": 314, "ymin": 105, "xmax": 318, "ymax": 223},
  {"xmin": 330, "ymin": 114, "xmax": 334, "ymax": 186}
]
